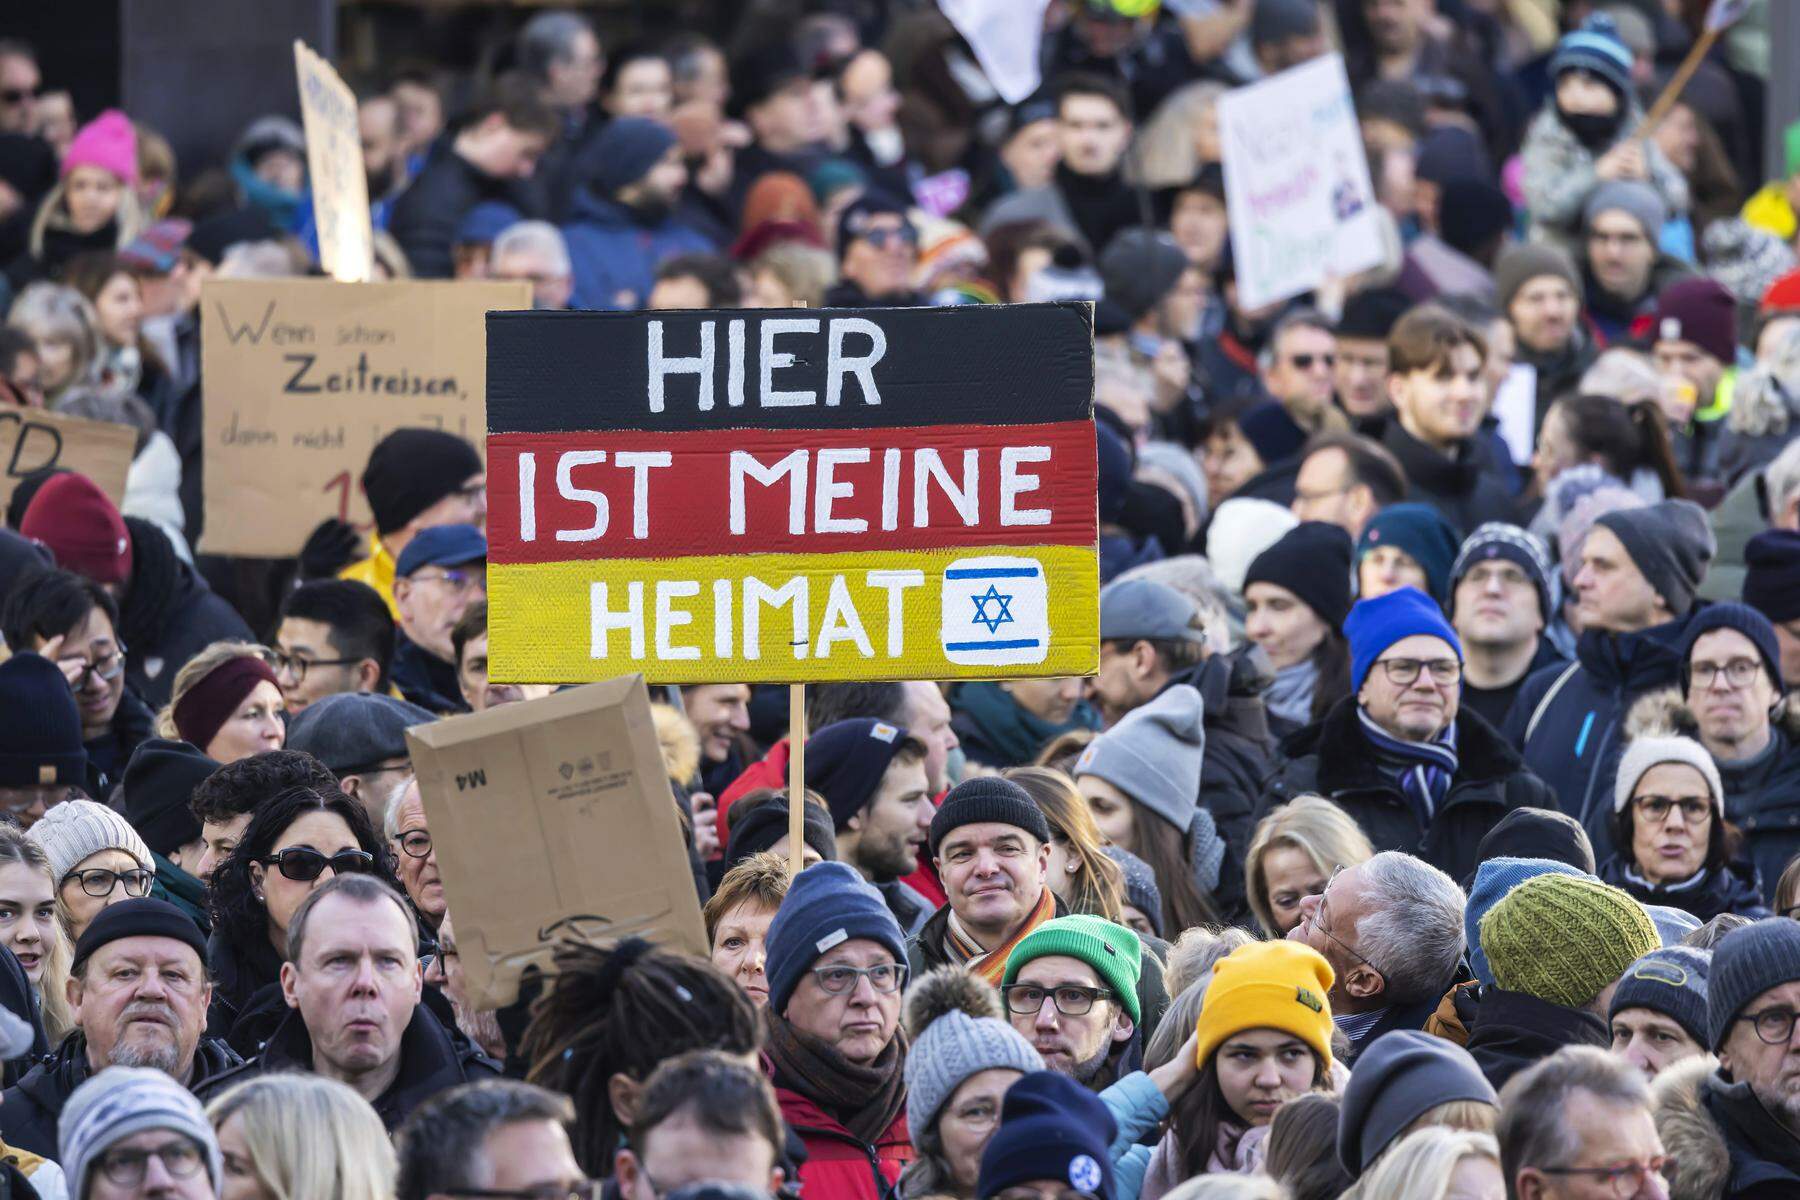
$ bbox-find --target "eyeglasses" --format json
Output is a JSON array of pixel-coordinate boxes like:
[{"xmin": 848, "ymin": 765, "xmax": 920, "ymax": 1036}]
[
  {"xmin": 55, "ymin": 646, "xmax": 127, "ymax": 689},
  {"xmin": 1002, "ymin": 983, "xmax": 1114, "ymax": 1017},
  {"xmin": 97, "ymin": 1139, "xmax": 205, "ymax": 1187},
  {"xmin": 0, "ymin": 787, "xmax": 77, "ymax": 815},
  {"xmin": 1303, "ymin": 866, "xmax": 1384, "ymax": 976},
  {"xmin": 1462, "ymin": 563, "xmax": 1530, "ymax": 590},
  {"xmin": 411, "ymin": 568, "xmax": 483, "ymax": 594},
  {"xmin": 1285, "ymin": 352, "xmax": 1336, "ymax": 370},
  {"xmin": 1632, "ymin": 795, "xmax": 1712, "ymax": 826},
  {"xmin": 1537, "ymin": 1156, "xmax": 1677, "ymax": 1198},
  {"xmin": 258, "ymin": 847, "xmax": 376, "ymax": 882},
  {"xmin": 809, "ymin": 962, "xmax": 907, "ymax": 995},
  {"xmin": 856, "ymin": 225, "xmax": 918, "ymax": 250},
  {"xmin": 445, "ymin": 1185, "xmax": 602, "ymax": 1200},
  {"xmin": 0, "ymin": 87, "xmax": 39, "ymax": 106},
  {"xmin": 271, "ymin": 651, "xmax": 361, "ymax": 685},
  {"xmin": 1691, "ymin": 657, "xmax": 1763, "ymax": 689},
  {"xmin": 62, "ymin": 867, "xmax": 152, "ymax": 899},
  {"xmin": 396, "ymin": 829, "xmax": 433, "ymax": 859},
  {"xmin": 1737, "ymin": 1006, "xmax": 1800, "ymax": 1045},
  {"xmin": 1373, "ymin": 657, "xmax": 1462, "ymax": 685}
]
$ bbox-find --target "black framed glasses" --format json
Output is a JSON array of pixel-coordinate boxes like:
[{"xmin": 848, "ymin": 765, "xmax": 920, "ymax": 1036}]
[
  {"xmin": 62, "ymin": 867, "xmax": 152, "ymax": 899},
  {"xmin": 1002, "ymin": 983, "xmax": 1114, "ymax": 1017},
  {"xmin": 1738, "ymin": 1006, "xmax": 1800, "ymax": 1046},
  {"xmin": 97, "ymin": 1138, "xmax": 205, "ymax": 1186},
  {"xmin": 1632, "ymin": 795, "xmax": 1712, "ymax": 826},
  {"xmin": 55, "ymin": 645, "xmax": 127, "ymax": 689},
  {"xmin": 396, "ymin": 830, "xmax": 432, "ymax": 859},
  {"xmin": 445, "ymin": 1185, "xmax": 601, "ymax": 1200},
  {"xmin": 1373, "ymin": 657, "xmax": 1462, "ymax": 686},
  {"xmin": 258, "ymin": 847, "xmax": 376, "ymax": 882},
  {"xmin": 271, "ymin": 651, "xmax": 361, "ymax": 685},
  {"xmin": 809, "ymin": 962, "xmax": 906, "ymax": 995},
  {"xmin": 1537, "ymin": 1156, "xmax": 1677, "ymax": 1198},
  {"xmin": 1690, "ymin": 657, "xmax": 1763, "ymax": 689},
  {"xmin": 1285, "ymin": 352, "xmax": 1336, "ymax": 370}
]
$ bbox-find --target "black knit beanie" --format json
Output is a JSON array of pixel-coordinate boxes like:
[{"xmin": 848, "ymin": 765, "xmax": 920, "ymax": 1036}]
[
  {"xmin": 928, "ymin": 777, "xmax": 1051, "ymax": 857},
  {"xmin": 360, "ymin": 428, "xmax": 483, "ymax": 536}
]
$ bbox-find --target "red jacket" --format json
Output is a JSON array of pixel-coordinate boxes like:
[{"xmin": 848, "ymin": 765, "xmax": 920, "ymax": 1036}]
[{"xmin": 774, "ymin": 1084, "xmax": 912, "ymax": 1200}]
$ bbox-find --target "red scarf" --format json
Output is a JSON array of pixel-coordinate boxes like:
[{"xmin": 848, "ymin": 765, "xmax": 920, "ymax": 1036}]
[{"xmin": 944, "ymin": 887, "xmax": 1056, "ymax": 985}]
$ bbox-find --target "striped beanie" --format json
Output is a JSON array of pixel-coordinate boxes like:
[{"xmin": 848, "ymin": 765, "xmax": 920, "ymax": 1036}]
[
  {"xmin": 1549, "ymin": 14, "xmax": 1633, "ymax": 97},
  {"xmin": 60, "ymin": 1066, "xmax": 222, "ymax": 1199}
]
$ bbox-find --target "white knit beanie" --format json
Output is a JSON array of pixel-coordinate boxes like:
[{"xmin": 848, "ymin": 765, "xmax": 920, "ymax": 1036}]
[
  {"xmin": 1613, "ymin": 735, "xmax": 1725, "ymax": 817},
  {"xmin": 28, "ymin": 799, "xmax": 154, "ymax": 883},
  {"xmin": 1205, "ymin": 498, "xmax": 1298, "ymax": 597}
]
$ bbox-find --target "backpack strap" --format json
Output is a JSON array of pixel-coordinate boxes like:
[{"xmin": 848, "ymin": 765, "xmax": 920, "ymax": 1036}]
[{"xmin": 1523, "ymin": 662, "xmax": 1583, "ymax": 746}]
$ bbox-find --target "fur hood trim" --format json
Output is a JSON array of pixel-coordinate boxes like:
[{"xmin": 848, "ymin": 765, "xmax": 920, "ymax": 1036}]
[{"xmin": 1651, "ymin": 1055, "xmax": 1729, "ymax": 1200}]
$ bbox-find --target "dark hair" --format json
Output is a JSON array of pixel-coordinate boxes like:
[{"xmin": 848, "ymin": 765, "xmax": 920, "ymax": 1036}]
[
  {"xmin": 1, "ymin": 568, "xmax": 118, "ymax": 652},
  {"xmin": 1300, "ymin": 433, "xmax": 1409, "ymax": 507},
  {"xmin": 601, "ymin": 41, "xmax": 668, "ymax": 98},
  {"xmin": 1099, "ymin": 633, "xmax": 1206, "ymax": 680},
  {"xmin": 1054, "ymin": 72, "xmax": 1131, "ymax": 121},
  {"xmin": 1312, "ymin": 627, "xmax": 1353, "ymax": 722},
  {"xmin": 466, "ymin": 72, "xmax": 559, "ymax": 140},
  {"xmin": 983, "ymin": 220, "xmax": 1074, "ymax": 302},
  {"xmin": 653, "ymin": 252, "xmax": 743, "ymax": 306},
  {"xmin": 1388, "ymin": 304, "xmax": 1487, "ymax": 375},
  {"xmin": 1269, "ymin": 307, "xmax": 1336, "ymax": 359},
  {"xmin": 278, "ymin": 579, "xmax": 396, "ymax": 692},
  {"xmin": 1131, "ymin": 805, "xmax": 1219, "ymax": 934},
  {"xmin": 286, "ymin": 872, "xmax": 415, "ymax": 962},
  {"xmin": 629, "ymin": 1049, "xmax": 784, "ymax": 1160},
  {"xmin": 1553, "ymin": 394, "xmax": 1688, "ymax": 501},
  {"xmin": 1610, "ymin": 792, "xmax": 1740, "ymax": 877},
  {"xmin": 1172, "ymin": 1055, "xmax": 1329, "ymax": 1179},
  {"xmin": 523, "ymin": 940, "xmax": 762, "ymax": 1175},
  {"xmin": 0, "ymin": 40, "xmax": 35, "ymax": 66},
  {"xmin": 452, "ymin": 599, "xmax": 487, "ymax": 671},
  {"xmin": 396, "ymin": 1080, "xmax": 574, "ymax": 1200},
  {"xmin": 189, "ymin": 749, "xmax": 341, "ymax": 825},
  {"xmin": 1265, "ymin": 1093, "xmax": 1354, "ymax": 1200},
  {"xmin": 807, "ymin": 682, "xmax": 907, "ymax": 729},
  {"xmin": 0, "ymin": 326, "xmax": 37, "ymax": 379},
  {"xmin": 516, "ymin": 11, "xmax": 595, "ymax": 81},
  {"xmin": 208, "ymin": 783, "xmax": 399, "ymax": 955}
]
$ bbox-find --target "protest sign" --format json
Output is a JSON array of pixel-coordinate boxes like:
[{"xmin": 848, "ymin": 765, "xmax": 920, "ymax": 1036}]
[
  {"xmin": 485, "ymin": 302, "xmax": 1100, "ymax": 685},
  {"xmin": 406, "ymin": 674, "xmax": 708, "ymax": 1009},
  {"xmin": 1217, "ymin": 54, "xmax": 1384, "ymax": 311},
  {"xmin": 198, "ymin": 277, "xmax": 530, "ymax": 557},
  {"xmin": 0, "ymin": 406, "xmax": 136, "ymax": 510},
  {"xmin": 294, "ymin": 41, "xmax": 373, "ymax": 283}
]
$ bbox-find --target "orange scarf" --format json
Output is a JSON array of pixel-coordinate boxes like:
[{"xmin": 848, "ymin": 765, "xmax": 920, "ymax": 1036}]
[{"xmin": 944, "ymin": 887, "xmax": 1056, "ymax": 985}]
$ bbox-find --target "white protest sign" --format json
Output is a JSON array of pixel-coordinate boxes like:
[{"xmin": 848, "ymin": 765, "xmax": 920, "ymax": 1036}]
[
  {"xmin": 294, "ymin": 41, "xmax": 373, "ymax": 284},
  {"xmin": 1218, "ymin": 54, "xmax": 1384, "ymax": 311}
]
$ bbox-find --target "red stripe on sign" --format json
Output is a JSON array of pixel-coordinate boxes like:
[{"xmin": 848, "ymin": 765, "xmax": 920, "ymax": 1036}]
[{"xmin": 487, "ymin": 421, "xmax": 1097, "ymax": 563}]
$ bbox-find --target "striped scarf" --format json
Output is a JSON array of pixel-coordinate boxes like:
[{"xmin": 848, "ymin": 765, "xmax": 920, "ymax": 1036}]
[
  {"xmin": 1357, "ymin": 707, "xmax": 1459, "ymax": 823},
  {"xmin": 944, "ymin": 886, "xmax": 1056, "ymax": 985}
]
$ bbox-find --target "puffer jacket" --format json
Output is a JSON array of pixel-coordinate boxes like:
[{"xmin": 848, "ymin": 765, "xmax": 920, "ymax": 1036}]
[
  {"xmin": 1518, "ymin": 104, "xmax": 1689, "ymax": 253},
  {"xmin": 774, "ymin": 1085, "xmax": 912, "ymax": 1200},
  {"xmin": 1653, "ymin": 1055, "xmax": 1800, "ymax": 1199}
]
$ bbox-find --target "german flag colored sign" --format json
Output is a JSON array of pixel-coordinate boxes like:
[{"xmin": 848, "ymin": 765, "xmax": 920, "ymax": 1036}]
[{"xmin": 485, "ymin": 302, "xmax": 1099, "ymax": 684}]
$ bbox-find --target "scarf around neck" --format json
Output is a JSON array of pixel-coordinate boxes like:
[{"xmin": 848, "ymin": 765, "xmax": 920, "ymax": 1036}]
[
  {"xmin": 945, "ymin": 886, "xmax": 1056, "ymax": 986},
  {"xmin": 1265, "ymin": 659, "xmax": 1319, "ymax": 727},
  {"xmin": 764, "ymin": 1007, "xmax": 908, "ymax": 1145},
  {"xmin": 1358, "ymin": 706, "xmax": 1459, "ymax": 821}
]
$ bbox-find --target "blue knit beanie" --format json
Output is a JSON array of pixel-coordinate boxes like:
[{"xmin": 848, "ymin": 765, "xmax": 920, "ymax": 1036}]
[
  {"xmin": 1708, "ymin": 917, "xmax": 1800, "ymax": 1050},
  {"xmin": 977, "ymin": 1071, "xmax": 1118, "ymax": 1200},
  {"xmin": 1465, "ymin": 856, "xmax": 1593, "ymax": 987},
  {"xmin": 0, "ymin": 652, "xmax": 87, "ymax": 788},
  {"xmin": 1355, "ymin": 503, "xmax": 1463, "ymax": 602},
  {"xmin": 584, "ymin": 116, "xmax": 678, "ymax": 196},
  {"xmin": 1550, "ymin": 14, "xmax": 1634, "ymax": 100},
  {"xmin": 805, "ymin": 718, "xmax": 920, "ymax": 832},
  {"xmin": 1344, "ymin": 586, "xmax": 1463, "ymax": 693},
  {"xmin": 1610, "ymin": 946, "xmax": 1711, "ymax": 1045},
  {"xmin": 764, "ymin": 861, "xmax": 907, "ymax": 1015}
]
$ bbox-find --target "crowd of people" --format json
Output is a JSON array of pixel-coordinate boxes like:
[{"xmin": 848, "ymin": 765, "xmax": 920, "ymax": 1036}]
[{"xmin": 0, "ymin": 0, "xmax": 1798, "ymax": 1198}]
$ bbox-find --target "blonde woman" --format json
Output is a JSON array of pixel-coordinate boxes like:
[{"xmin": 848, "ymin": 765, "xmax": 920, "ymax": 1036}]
[
  {"xmin": 1127, "ymin": 81, "xmax": 1227, "ymax": 190},
  {"xmin": 155, "ymin": 642, "xmax": 285, "ymax": 764},
  {"xmin": 7, "ymin": 283, "xmax": 101, "ymax": 404},
  {"xmin": 1351, "ymin": 1128, "xmax": 1504, "ymax": 1200},
  {"xmin": 207, "ymin": 1074, "xmax": 395, "ymax": 1200},
  {"xmin": 1005, "ymin": 766, "xmax": 1124, "ymax": 923},
  {"xmin": 0, "ymin": 827, "xmax": 73, "ymax": 1045},
  {"xmin": 1244, "ymin": 795, "xmax": 1375, "ymax": 936}
]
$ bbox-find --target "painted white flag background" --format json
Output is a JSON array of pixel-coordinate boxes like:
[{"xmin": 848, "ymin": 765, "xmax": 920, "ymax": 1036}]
[{"xmin": 938, "ymin": 0, "xmax": 1054, "ymax": 103}]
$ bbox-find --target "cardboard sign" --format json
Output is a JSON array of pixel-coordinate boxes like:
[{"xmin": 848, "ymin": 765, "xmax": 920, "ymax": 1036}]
[
  {"xmin": 0, "ymin": 407, "xmax": 136, "ymax": 509},
  {"xmin": 294, "ymin": 41, "xmax": 373, "ymax": 283},
  {"xmin": 1218, "ymin": 55, "xmax": 1384, "ymax": 311},
  {"xmin": 485, "ymin": 303, "xmax": 1100, "ymax": 685},
  {"xmin": 406, "ymin": 675, "xmax": 708, "ymax": 1009},
  {"xmin": 198, "ymin": 278, "xmax": 530, "ymax": 557}
]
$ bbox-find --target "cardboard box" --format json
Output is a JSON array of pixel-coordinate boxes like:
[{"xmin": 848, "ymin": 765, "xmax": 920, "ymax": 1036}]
[{"xmin": 405, "ymin": 674, "xmax": 707, "ymax": 1008}]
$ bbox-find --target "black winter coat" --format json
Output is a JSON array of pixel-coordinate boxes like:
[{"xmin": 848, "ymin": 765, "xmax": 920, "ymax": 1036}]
[
  {"xmin": 1260, "ymin": 698, "xmax": 1554, "ymax": 885},
  {"xmin": 118, "ymin": 518, "xmax": 253, "ymax": 709},
  {"xmin": 0, "ymin": 1032, "xmax": 241, "ymax": 1158},
  {"xmin": 1719, "ymin": 718, "xmax": 1800, "ymax": 906},
  {"xmin": 83, "ymin": 686, "xmax": 156, "ymax": 800},
  {"xmin": 197, "ymin": 1003, "xmax": 500, "ymax": 1131},
  {"xmin": 1378, "ymin": 420, "xmax": 1519, "ymax": 538},
  {"xmin": 389, "ymin": 143, "xmax": 540, "ymax": 279},
  {"xmin": 1464, "ymin": 987, "xmax": 1609, "ymax": 1092},
  {"xmin": 1597, "ymin": 855, "xmax": 1772, "ymax": 922}
]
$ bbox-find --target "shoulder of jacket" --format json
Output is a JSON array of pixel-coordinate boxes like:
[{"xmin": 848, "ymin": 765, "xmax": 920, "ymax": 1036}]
[{"xmin": 1651, "ymin": 1056, "xmax": 1730, "ymax": 1200}]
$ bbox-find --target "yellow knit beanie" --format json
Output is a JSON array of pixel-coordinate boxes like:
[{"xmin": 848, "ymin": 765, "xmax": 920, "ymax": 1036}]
[{"xmin": 1194, "ymin": 941, "xmax": 1336, "ymax": 1072}]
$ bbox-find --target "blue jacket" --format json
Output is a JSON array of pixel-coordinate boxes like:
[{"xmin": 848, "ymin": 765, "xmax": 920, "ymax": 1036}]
[
  {"xmin": 1107, "ymin": 1071, "xmax": 1173, "ymax": 1200},
  {"xmin": 1504, "ymin": 613, "xmax": 1698, "ymax": 859},
  {"xmin": 562, "ymin": 191, "xmax": 715, "ymax": 311}
]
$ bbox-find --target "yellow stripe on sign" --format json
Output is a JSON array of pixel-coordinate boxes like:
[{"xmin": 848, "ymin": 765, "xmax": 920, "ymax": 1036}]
[{"xmin": 488, "ymin": 545, "xmax": 1099, "ymax": 685}]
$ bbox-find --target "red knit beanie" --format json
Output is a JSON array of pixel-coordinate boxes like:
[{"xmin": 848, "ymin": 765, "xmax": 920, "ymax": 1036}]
[
  {"xmin": 19, "ymin": 473, "xmax": 132, "ymax": 586},
  {"xmin": 1763, "ymin": 268, "xmax": 1800, "ymax": 313}
]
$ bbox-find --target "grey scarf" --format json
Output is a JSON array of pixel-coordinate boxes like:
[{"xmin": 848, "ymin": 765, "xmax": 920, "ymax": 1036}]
[{"xmin": 1265, "ymin": 659, "xmax": 1319, "ymax": 726}]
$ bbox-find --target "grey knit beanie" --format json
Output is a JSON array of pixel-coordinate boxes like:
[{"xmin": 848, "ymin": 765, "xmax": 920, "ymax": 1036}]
[
  {"xmin": 1594, "ymin": 499, "xmax": 1716, "ymax": 617},
  {"xmin": 1708, "ymin": 918, "xmax": 1800, "ymax": 1050},
  {"xmin": 28, "ymin": 798, "xmax": 153, "ymax": 883},
  {"xmin": 1613, "ymin": 734, "xmax": 1724, "ymax": 818},
  {"xmin": 1073, "ymin": 685, "xmax": 1204, "ymax": 834},
  {"xmin": 1610, "ymin": 945, "xmax": 1710, "ymax": 1045},
  {"xmin": 902, "ymin": 968, "xmax": 1044, "ymax": 1143},
  {"xmin": 60, "ymin": 1066, "xmax": 222, "ymax": 1199},
  {"xmin": 1583, "ymin": 180, "xmax": 1668, "ymax": 241}
]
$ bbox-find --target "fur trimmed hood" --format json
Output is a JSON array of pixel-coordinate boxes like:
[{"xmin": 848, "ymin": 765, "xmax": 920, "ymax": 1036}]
[
  {"xmin": 1652, "ymin": 1055, "xmax": 1730, "ymax": 1200},
  {"xmin": 1625, "ymin": 688, "xmax": 1800, "ymax": 743}
]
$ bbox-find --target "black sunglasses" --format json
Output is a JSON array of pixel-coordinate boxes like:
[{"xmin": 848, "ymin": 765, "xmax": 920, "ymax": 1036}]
[{"xmin": 258, "ymin": 847, "xmax": 376, "ymax": 883}]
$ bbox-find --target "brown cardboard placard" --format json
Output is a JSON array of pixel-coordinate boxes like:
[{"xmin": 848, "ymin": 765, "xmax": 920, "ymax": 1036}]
[
  {"xmin": 198, "ymin": 277, "xmax": 530, "ymax": 557},
  {"xmin": 294, "ymin": 41, "xmax": 373, "ymax": 283},
  {"xmin": 0, "ymin": 406, "xmax": 137, "ymax": 509},
  {"xmin": 405, "ymin": 674, "xmax": 707, "ymax": 1009}
]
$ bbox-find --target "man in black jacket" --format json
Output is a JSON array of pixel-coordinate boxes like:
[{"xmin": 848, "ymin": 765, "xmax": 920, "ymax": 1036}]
[
  {"xmin": 1262, "ymin": 586, "xmax": 1553, "ymax": 883},
  {"xmin": 0, "ymin": 899, "xmax": 241, "ymax": 1157},
  {"xmin": 198, "ymin": 874, "xmax": 498, "ymax": 1130}
]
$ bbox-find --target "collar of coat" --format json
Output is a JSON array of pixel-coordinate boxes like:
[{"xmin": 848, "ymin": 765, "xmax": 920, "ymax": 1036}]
[{"xmin": 1280, "ymin": 696, "xmax": 1524, "ymax": 797}]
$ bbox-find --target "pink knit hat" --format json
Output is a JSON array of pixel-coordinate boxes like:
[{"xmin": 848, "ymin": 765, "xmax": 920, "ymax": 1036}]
[{"xmin": 62, "ymin": 110, "xmax": 138, "ymax": 185}]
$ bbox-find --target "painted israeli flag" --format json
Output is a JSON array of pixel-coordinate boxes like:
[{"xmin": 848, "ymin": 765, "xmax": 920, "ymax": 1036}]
[{"xmin": 940, "ymin": 555, "xmax": 1049, "ymax": 666}]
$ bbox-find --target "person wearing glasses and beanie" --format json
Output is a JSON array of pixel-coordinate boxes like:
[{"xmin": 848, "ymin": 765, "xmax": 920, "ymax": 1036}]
[
  {"xmin": 1650, "ymin": 918, "xmax": 1800, "ymax": 1198},
  {"xmin": 28, "ymin": 798, "xmax": 155, "ymax": 941},
  {"xmin": 58, "ymin": 1065, "xmax": 222, "ymax": 1200},
  {"xmin": 1598, "ymin": 732, "xmax": 1769, "ymax": 922},
  {"xmin": 390, "ymin": 525, "xmax": 487, "ymax": 715},
  {"xmin": 1262, "ymin": 587, "xmax": 1553, "ymax": 883},
  {"xmin": 760, "ymin": 860, "xmax": 914, "ymax": 1200}
]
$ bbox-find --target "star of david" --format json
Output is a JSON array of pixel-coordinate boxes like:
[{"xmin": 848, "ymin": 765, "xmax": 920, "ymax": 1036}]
[{"xmin": 970, "ymin": 585, "xmax": 1015, "ymax": 635}]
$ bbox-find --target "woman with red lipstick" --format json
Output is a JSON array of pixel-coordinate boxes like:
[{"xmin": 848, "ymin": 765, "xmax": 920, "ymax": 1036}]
[{"xmin": 0, "ymin": 826, "xmax": 72, "ymax": 1046}]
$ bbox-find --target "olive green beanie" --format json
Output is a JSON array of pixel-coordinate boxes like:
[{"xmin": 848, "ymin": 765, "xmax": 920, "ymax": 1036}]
[{"xmin": 1479, "ymin": 874, "xmax": 1659, "ymax": 1009}]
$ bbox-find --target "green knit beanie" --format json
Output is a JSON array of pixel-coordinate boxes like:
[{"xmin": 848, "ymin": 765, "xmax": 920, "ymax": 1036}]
[
  {"xmin": 1002, "ymin": 915, "xmax": 1144, "ymax": 1023},
  {"xmin": 1479, "ymin": 874, "xmax": 1659, "ymax": 1009}
]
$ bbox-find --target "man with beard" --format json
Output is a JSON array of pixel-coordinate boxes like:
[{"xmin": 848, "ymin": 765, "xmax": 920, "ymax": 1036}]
[
  {"xmin": 1579, "ymin": 182, "xmax": 1691, "ymax": 343},
  {"xmin": 1000, "ymin": 915, "xmax": 1145, "ymax": 1090},
  {"xmin": 805, "ymin": 720, "xmax": 936, "ymax": 936},
  {"xmin": 0, "ymin": 899, "xmax": 240, "ymax": 1157},
  {"xmin": 1495, "ymin": 243, "xmax": 1596, "ymax": 428},
  {"xmin": 563, "ymin": 116, "xmax": 714, "ymax": 310}
]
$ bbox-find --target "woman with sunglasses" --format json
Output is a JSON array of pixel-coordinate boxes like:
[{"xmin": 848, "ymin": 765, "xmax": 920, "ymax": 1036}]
[
  {"xmin": 161, "ymin": 642, "xmax": 286, "ymax": 766},
  {"xmin": 1597, "ymin": 732, "xmax": 1769, "ymax": 921},
  {"xmin": 206, "ymin": 784, "xmax": 395, "ymax": 1055},
  {"xmin": 27, "ymin": 798, "xmax": 155, "ymax": 941}
]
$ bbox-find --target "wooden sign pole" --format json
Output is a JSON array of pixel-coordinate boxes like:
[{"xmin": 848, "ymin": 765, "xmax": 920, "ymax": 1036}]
[
  {"xmin": 1639, "ymin": 27, "xmax": 1721, "ymax": 138},
  {"xmin": 788, "ymin": 683, "xmax": 807, "ymax": 878}
]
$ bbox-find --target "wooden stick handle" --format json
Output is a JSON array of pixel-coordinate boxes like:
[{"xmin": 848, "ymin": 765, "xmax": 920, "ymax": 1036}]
[{"xmin": 1639, "ymin": 27, "xmax": 1719, "ymax": 138}]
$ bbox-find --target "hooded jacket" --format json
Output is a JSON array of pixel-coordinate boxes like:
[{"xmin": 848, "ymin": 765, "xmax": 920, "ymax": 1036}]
[
  {"xmin": 1261, "ymin": 698, "xmax": 1553, "ymax": 885},
  {"xmin": 562, "ymin": 190, "xmax": 715, "ymax": 312},
  {"xmin": 1464, "ymin": 986, "xmax": 1610, "ymax": 1092},
  {"xmin": 1505, "ymin": 614, "xmax": 1700, "ymax": 859},
  {"xmin": 0, "ymin": 1031, "xmax": 242, "ymax": 1158},
  {"xmin": 117, "ymin": 518, "xmax": 253, "ymax": 709},
  {"xmin": 1653, "ymin": 1056, "xmax": 1800, "ymax": 1200}
]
